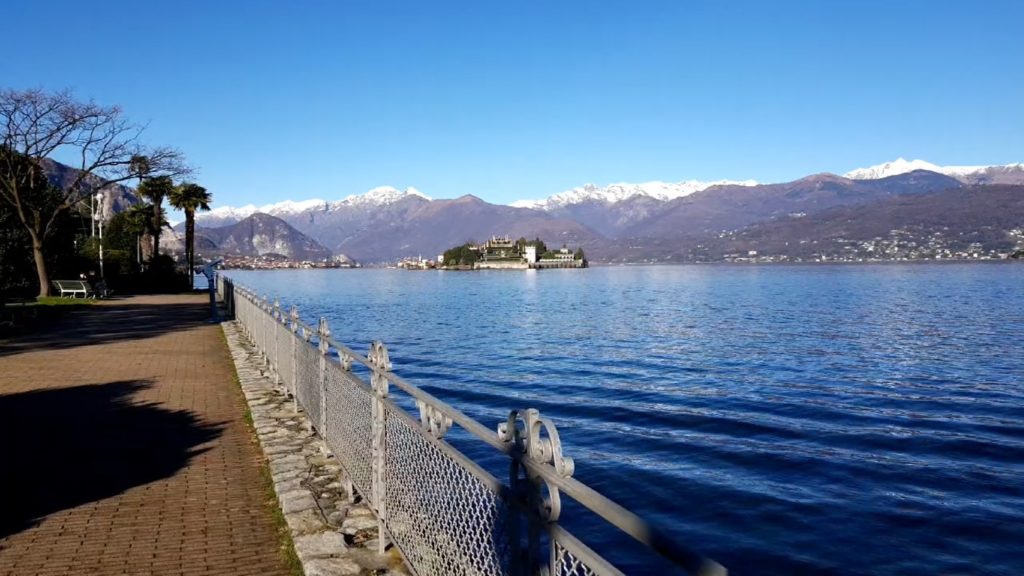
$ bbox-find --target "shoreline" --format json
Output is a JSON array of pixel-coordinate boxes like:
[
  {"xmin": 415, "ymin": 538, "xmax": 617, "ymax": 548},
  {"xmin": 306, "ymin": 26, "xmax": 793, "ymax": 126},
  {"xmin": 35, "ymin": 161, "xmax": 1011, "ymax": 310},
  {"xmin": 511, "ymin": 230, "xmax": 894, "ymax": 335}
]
[{"xmin": 220, "ymin": 258, "xmax": 1022, "ymax": 271}]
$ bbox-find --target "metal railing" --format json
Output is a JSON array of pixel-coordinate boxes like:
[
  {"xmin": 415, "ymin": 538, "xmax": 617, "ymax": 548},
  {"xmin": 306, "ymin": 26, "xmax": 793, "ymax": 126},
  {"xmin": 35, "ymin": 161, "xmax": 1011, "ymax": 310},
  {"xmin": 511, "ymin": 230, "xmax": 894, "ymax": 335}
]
[{"xmin": 217, "ymin": 274, "xmax": 726, "ymax": 576}]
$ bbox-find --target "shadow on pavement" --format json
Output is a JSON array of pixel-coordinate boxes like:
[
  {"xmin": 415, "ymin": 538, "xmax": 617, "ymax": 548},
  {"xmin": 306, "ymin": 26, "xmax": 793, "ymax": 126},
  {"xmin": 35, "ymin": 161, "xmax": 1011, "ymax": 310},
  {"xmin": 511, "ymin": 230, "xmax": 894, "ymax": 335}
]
[
  {"xmin": 0, "ymin": 379, "xmax": 224, "ymax": 539},
  {"xmin": 0, "ymin": 299, "xmax": 214, "ymax": 358}
]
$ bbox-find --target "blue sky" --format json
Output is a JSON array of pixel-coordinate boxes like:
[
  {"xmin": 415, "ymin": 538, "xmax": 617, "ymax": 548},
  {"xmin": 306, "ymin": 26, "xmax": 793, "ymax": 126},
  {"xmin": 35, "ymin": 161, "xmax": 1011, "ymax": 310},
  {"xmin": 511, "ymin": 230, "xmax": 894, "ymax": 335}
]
[{"xmin": 2, "ymin": 0, "xmax": 1022, "ymax": 212}]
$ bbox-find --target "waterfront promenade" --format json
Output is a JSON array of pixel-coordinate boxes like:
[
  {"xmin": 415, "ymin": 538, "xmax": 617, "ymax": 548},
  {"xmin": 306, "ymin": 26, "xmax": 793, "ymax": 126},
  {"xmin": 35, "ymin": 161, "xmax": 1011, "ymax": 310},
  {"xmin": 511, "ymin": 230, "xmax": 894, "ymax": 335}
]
[{"xmin": 0, "ymin": 295, "xmax": 291, "ymax": 576}]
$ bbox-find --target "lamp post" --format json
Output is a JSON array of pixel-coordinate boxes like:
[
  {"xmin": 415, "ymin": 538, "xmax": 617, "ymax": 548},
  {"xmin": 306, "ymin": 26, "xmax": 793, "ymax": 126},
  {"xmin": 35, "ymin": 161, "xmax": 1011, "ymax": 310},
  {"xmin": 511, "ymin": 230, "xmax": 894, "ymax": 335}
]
[{"xmin": 94, "ymin": 192, "xmax": 105, "ymax": 279}]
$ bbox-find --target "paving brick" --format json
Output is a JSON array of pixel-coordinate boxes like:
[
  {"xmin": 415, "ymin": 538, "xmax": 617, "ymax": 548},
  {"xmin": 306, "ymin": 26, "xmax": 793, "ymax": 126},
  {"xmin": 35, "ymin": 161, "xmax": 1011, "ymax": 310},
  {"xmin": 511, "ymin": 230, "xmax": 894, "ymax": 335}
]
[{"xmin": 0, "ymin": 295, "xmax": 290, "ymax": 576}]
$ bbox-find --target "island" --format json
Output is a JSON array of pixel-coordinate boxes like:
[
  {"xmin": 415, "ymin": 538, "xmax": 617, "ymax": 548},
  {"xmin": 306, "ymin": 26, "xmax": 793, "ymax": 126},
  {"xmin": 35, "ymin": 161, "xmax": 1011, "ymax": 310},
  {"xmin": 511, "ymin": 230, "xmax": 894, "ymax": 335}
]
[{"xmin": 439, "ymin": 236, "xmax": 587, "ymax": 270}]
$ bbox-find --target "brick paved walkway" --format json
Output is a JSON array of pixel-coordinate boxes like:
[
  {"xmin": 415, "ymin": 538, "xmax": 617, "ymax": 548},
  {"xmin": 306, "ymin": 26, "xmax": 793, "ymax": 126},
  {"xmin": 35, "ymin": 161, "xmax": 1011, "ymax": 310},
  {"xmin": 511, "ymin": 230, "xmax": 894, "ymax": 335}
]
[{"xmin": 0, "ymin": 295, "xmax": 292, "ymax": 576}]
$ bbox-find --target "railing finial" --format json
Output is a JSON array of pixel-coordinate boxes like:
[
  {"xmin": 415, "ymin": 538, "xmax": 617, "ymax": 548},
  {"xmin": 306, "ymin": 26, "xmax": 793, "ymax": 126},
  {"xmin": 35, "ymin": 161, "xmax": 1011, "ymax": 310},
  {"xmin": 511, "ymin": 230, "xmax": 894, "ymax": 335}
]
[
  {"xmin": 368, "ymin": 340, "xmax": 391, "ymax": 371},
  {"xmin": 337, "ymin": 349, "xmax": 352, "ymax": 371},
  {"xmin": 368, "ymin": 340, "xmax": 391, "ymax": 396},
  {"xmin": 417, "ymin": 399, "xmax": 453, "ymax": 439},
  {"xmin": 318, "ymin": 317, "xmax": 330, "ymax": 354}
]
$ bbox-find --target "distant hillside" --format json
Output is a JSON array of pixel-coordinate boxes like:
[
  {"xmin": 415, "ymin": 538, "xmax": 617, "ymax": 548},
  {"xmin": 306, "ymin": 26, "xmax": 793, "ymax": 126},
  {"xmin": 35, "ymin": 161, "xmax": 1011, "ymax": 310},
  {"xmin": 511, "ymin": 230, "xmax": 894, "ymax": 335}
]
[
  {"xmin": 675, "ymin": 185, "xmax": 1024, "ymax": 262},
  {"xmin": 197, "ymin": 213, "xmax": 332, "ymax": 260},
  {"xmin": 40, "ymin": 158, "xmax": 140, "ymax": 219}
]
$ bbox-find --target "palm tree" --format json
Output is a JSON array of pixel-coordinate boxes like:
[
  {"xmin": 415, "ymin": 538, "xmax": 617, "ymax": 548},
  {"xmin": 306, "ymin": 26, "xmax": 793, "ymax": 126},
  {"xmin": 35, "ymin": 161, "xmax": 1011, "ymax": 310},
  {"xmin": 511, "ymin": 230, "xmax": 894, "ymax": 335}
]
[
  {"xmin": 137, "ymin": 175, "xmax": 175, "ymax": 257},
  {"xmin": 168, "ymin": 182, "xmax": 212, "ymax": 273},
  {"xmin": 123, "ymin": 203, "xmax": 152, "ymax": 265},
  {"xmin": 128, "ymin": 155, "xmax": 151, "ymax": 237}
]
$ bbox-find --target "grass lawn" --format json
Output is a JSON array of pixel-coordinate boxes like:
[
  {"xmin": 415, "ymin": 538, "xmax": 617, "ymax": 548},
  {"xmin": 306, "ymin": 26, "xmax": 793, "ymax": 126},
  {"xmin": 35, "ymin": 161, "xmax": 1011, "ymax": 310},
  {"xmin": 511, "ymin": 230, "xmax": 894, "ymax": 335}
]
[{"xmin": 0, "ymin": 297, "xmax": 94, "ymax": 337}]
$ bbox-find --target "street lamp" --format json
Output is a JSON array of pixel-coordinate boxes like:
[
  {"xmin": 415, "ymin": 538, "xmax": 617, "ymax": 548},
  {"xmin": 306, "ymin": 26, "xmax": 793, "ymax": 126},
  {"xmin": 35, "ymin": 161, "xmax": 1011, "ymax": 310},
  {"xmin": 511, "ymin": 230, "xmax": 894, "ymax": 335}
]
[{"xmin": 94, "ymin": 192, "xmax": 105, "ymax": 279}]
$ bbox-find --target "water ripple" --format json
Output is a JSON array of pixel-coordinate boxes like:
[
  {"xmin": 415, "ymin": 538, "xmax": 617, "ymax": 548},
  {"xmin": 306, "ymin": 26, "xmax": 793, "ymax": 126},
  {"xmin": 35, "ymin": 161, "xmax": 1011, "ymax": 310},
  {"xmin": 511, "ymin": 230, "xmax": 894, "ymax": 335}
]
[{"xmin": 230, "ymin": 264, "xmax": 1024, "ymax": 575}]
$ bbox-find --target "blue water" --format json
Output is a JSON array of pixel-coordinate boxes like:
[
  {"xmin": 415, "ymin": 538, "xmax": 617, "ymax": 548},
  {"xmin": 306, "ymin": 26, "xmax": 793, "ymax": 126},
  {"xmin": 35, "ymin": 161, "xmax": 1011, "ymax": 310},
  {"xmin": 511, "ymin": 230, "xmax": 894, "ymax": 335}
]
[{"xmin": 227, "ymin": 264, "xmax": 1024, "ymax": 575}]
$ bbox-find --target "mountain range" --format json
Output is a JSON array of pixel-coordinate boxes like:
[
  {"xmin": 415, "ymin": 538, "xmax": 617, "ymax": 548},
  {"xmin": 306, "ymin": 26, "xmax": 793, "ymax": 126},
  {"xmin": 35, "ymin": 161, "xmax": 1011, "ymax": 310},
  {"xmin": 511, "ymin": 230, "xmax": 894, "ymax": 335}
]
[{"xmin": 188, "ymin": 159, "xmax": 1024, "ymax": 263}]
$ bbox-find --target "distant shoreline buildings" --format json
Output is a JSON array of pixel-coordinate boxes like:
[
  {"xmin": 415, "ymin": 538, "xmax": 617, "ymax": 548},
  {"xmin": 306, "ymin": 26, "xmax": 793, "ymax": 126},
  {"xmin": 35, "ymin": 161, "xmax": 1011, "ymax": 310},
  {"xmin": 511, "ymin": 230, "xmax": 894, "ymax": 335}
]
[{"xmin": 219, "ymin": 254, "xmax": 358, "ymax": 270}]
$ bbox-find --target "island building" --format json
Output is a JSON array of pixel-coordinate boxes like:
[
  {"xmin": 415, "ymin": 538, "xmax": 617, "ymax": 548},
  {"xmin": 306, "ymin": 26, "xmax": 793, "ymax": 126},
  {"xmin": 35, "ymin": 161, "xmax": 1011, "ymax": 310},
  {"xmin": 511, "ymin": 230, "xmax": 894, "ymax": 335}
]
[{"xmin": 397, "ymin": 256, "xmax": 437, "ymax": 269}]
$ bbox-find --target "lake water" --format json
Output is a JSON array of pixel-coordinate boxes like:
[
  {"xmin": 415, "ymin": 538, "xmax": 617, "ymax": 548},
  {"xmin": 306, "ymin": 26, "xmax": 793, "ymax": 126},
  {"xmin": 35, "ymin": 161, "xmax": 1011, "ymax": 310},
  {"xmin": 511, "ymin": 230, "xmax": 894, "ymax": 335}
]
[{"xmin": 226, "ymin": 264, "xmax": 1024, "ymax": 575}]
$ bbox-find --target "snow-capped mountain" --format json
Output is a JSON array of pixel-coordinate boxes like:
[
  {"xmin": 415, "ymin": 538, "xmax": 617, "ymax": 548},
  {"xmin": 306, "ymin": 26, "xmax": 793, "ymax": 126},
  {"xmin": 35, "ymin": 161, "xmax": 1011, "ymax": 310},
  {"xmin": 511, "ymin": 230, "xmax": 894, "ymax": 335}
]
[
  {"xmin": 512, "ymin": 179, "xmax": 758, "ymax": 210},
  {"xmin": 202, "ymin": 198, "xmax": 327, "ymax": 223},
  {"xmin": 344, "ymin": 186, "xmax": 430, "ymax": 206},
  {"xmin": 197, "ymin": 186, "xmax": 430, "ymax": 227},
  {"xmin": 845, "ymin": 158, "xmax": 1024, "ymax": 183}
]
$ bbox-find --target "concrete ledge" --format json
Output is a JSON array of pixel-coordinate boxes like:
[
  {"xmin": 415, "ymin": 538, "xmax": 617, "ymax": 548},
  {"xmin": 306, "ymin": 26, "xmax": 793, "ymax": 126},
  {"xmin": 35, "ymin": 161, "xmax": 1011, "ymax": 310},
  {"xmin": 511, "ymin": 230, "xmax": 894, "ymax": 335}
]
[{"xmin": 222, "ymin": 320, "xmax": 407, "ymax": 576}]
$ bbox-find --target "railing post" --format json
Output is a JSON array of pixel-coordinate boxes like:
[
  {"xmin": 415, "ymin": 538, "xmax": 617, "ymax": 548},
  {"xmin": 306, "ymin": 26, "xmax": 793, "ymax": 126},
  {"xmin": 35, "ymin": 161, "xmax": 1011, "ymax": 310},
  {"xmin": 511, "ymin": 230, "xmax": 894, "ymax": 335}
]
[
  {"xmin": 369, "ymin": 340, "xmax": 391, "ymax": 555},
  {"xmin": 273, "ymin": 298, "xmax": 282, "ymax": 388},
  {"xmin": 290, "ymin": 306, "xmax": 299, "ymax": 414},
  {"xmin": 318, "ymin": 318, "xmax": 330, "ymax": 441}
]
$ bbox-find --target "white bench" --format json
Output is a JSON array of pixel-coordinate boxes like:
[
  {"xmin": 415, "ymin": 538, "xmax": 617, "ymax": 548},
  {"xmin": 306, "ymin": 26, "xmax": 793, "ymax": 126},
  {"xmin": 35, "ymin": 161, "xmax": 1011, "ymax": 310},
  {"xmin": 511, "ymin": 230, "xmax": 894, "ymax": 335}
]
[{"xmin": 52, "ymin": 279, "xmax": 95, "ymax": 298}]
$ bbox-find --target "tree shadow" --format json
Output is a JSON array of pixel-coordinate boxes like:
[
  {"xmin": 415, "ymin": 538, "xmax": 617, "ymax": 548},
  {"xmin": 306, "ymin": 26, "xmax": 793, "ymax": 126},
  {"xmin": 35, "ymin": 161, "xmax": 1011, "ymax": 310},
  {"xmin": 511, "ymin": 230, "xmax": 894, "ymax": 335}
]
[
  {"xmin": 0, "ymin": 299, "xmax": 215, "ymax": 358},
  {"xmin": 0, "ymin": 379, "xmax": 223, "ymax": 538}
]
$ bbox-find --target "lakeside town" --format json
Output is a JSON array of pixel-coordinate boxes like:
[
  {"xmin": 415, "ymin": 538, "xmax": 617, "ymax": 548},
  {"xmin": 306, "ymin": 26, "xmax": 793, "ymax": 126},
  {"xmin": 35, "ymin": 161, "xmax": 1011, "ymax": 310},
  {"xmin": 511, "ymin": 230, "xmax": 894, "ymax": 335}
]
[
  {"xmin": 709, "ymin": 227, "xmax": 1024, "ymax": 264},
  {"xmin": 217, "ymin": 253, "xmax": 359, "ymax": 270}
]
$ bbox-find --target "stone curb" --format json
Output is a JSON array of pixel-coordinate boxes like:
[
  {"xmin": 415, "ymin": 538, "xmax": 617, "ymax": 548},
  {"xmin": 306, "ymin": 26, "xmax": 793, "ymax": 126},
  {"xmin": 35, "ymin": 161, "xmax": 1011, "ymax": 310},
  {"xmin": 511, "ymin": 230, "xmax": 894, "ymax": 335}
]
[{"xmin": 222, "ymin": 320, "xmax": 407, "ymax": 576}]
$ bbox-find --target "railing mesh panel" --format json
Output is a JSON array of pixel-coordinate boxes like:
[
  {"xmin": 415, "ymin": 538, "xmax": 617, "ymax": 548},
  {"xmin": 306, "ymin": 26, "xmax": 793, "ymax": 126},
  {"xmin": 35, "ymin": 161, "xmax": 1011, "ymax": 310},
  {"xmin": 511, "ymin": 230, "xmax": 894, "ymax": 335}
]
[
  {"xmin": 265, "ymin": 316, "xmax": 277, "ymax": 368},
  {"xmin": 295, "ymin": 342, "xmax": 322, "ymax": 429},
  {"xmin": 276, "ymin": 322, "xmax": 295, "ymax": 391},
  {"xmin": 383, "ymin": 405, "xmax": 513, "ymax": 576},
  {"xmin": 260, "ymin": 306, "xmax": 271, "ymax": 363},
  {"xmin": 323, "ymin": 362, "xmax": 373, "ymax": 497},
  {"xmin": 554, "ymin": 538, "xmax": 601, "ymax": 576}
]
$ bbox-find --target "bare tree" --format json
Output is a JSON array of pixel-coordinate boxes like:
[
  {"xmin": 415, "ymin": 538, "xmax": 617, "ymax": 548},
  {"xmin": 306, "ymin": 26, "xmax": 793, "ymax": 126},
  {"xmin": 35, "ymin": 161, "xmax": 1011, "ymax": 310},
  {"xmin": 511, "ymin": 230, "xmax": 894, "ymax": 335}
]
[{"xmin": 0, "ymin": 88, "xmax": 187, "ymax": 297}]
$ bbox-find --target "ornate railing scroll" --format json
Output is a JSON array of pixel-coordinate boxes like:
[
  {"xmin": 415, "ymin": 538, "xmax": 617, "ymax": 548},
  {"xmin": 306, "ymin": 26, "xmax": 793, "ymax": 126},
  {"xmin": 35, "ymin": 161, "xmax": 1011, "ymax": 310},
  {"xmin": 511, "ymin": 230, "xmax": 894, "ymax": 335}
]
[
  {"xmin": 498, "ymin": 408, "xmax": 578, "ymax": 572},
  {"xmin": 216, "ymin": 275, "xmax": 727, "ymax": 576}
]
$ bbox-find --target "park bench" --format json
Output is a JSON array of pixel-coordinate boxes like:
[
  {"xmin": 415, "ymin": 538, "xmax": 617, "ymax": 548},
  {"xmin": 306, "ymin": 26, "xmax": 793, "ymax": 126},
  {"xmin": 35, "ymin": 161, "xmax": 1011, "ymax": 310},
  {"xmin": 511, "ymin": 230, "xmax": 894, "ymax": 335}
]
[{"xmin": 52, "ymin": 279, "xmax": 97, "ymax": 298}]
